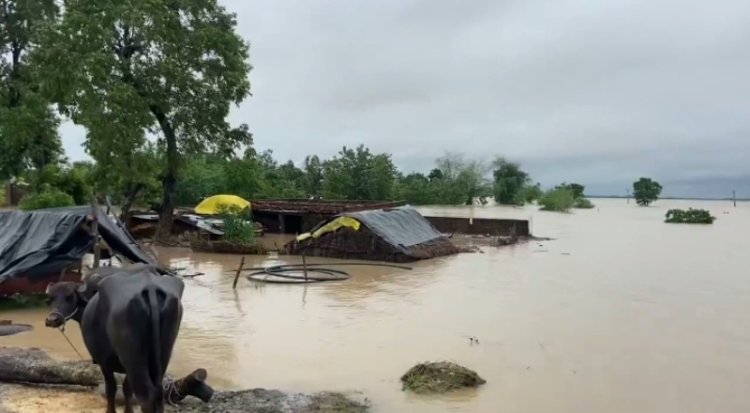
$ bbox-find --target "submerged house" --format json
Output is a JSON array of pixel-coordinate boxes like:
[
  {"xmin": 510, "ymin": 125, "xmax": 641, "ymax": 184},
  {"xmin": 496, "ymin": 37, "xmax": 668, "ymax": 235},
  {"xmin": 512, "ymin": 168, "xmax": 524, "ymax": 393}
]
[
  {"xmin": 0, "ymin": 205, "xmax": 161, "ymax": 296},
  {"xmin": 286, "ymin": 206, "xmax": 459, "ymax": 263},
  {"xmin": 251, "ymin": 199, "xmax": 406, "ymax": 234}
]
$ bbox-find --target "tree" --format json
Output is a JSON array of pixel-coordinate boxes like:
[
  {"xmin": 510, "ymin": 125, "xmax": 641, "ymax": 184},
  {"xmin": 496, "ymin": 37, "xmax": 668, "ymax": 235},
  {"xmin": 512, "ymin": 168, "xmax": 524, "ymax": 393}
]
[
  {"xmin": 302, "ymin": 155, "xmax": 324, "ymax": 197},
  {"xmin": 633, "ymin": 177, "xmax": 662, "ymax": 206},
  {"xmin": 0, "ymin": 0, "xmax": 63, "ymax": 180},
  {"xmin": 492, "ymin": 157, "xmax": 529, "ymax": 205},
  {"xmin": 538, "ymin": 186, "xmax": 575, "ymax": 212},
  {"xmin": 322, "ymin": 145, "xmax": 397, "ymax": 200},
  {"xmin": 557, "ymin": 182, "xmax": 594, "ymax": 209},
  {"xmin": 427, "ymin": 168, "xmax": 443, "ymax": 182},
  {"xmin": 395, "ymin": 172, "xmax": 438, "ymax": 205},
  {"xmin": 517, "ymin": 182, "xmax": 543, "ymax": 204},
  {"xmin": 34, "ymin": 0, "xmax": 252, "ymax": 236}
]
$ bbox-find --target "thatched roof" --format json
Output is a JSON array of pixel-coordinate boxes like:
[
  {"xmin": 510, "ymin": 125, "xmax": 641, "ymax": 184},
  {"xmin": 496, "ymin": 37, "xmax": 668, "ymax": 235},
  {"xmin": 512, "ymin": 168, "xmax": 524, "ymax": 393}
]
[{"xmin": 287, "ymin": 207, "xmax": 458, "ymax": 262}]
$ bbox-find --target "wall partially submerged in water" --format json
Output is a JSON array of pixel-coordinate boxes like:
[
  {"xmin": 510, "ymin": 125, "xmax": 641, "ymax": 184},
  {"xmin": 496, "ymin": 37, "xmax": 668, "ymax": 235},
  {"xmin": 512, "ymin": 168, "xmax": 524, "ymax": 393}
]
[{"xmin": 424, "ymin": 216, "xmax": 530, "ymax": 236}]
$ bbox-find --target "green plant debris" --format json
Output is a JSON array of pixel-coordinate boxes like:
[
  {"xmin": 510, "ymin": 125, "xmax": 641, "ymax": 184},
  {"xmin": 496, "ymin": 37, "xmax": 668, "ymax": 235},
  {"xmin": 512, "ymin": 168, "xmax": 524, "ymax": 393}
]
[
  {"xmin": 401, "ymin": 361, "xmax": 486, "ymax": 394},
  {"xmin": 665, "ymin": 208, "xmax": 716, "ymax": 224}
]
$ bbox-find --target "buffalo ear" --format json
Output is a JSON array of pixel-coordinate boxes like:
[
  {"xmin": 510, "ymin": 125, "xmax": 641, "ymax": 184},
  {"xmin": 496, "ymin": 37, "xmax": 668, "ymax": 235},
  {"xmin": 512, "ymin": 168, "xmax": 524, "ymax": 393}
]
[
  {"xmin": 45, "ymin": 283, "xmax": 53, "ymax": 295},
  {"xmin": 75, "ymin": 282, "xmax": 91, "ymax": 301}
]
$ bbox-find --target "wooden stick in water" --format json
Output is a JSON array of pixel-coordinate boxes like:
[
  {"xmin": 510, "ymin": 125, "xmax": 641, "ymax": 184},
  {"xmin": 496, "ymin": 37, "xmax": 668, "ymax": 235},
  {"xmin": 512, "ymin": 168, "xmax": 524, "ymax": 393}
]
[{"xmin": 232, "ymin": 256, "xmax": 246, "ymax": 289}]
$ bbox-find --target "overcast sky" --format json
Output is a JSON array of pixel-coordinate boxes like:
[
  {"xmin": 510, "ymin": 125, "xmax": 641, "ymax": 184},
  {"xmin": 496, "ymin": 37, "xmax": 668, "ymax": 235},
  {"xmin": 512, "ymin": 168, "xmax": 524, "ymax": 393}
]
[{"xmin": 61, "ymin": 0, "xmax": 750, "ymax": 197}]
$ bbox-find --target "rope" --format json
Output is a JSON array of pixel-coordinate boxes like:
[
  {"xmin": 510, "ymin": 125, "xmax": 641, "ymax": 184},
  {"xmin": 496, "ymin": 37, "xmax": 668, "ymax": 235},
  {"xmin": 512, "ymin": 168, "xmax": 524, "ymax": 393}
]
[
  {"xmin": 59, "ymin": 327, "xmax": 86, "ymax": 361},
  {"xmin": 162, "ymin": 376, "xmax": 183, "ymax": 406}
]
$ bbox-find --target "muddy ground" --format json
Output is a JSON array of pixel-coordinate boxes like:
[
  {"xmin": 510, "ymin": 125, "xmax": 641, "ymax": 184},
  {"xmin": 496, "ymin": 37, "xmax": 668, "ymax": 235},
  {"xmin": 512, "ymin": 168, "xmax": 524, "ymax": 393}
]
[
  {"xmin": 0, "ymin": 384, "xmax": 368, "ymax": 413},
  {"xmin": 0, "ymin": 347, "xmax": 368, "ymax": 413}
]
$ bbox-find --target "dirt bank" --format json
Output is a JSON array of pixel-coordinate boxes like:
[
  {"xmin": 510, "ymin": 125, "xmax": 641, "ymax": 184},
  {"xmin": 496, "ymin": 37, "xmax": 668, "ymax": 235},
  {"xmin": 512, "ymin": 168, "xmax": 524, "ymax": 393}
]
[
  {"xmin": 0, "ymin": 384, "xmax": 368, "ymax": 413},
  {"xmin": 0, "ymin": 347, "xmax": 368, "ymax": 413}
]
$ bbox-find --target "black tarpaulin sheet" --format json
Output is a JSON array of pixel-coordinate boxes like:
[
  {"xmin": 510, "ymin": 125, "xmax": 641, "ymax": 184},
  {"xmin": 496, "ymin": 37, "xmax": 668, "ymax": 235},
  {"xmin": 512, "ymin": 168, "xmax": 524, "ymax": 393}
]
[
  {"xmin": 0, "ymin": 206, "xmax": 159, "ymax": 282},
  {"xmin": 0, "ymin": 209, "xmax": 92, "ymax": 282},
  {"xmin": 345, "ymin": 207, "xmax": 443, "ymax": 251}
]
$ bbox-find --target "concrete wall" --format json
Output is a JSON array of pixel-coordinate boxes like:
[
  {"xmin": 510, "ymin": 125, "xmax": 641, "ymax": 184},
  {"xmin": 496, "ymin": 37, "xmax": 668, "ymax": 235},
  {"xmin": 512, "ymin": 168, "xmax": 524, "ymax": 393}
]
[{"xmin": 424, "ymin": 216, "xmax": 530, "ymax": 237}]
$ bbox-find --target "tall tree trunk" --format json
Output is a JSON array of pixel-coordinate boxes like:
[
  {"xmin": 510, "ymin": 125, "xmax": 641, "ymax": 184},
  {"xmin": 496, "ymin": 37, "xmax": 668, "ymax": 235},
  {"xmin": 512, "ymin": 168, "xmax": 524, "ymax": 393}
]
[
  {"xmin": 119, "ymin": 183, "xmax": 143, "ymax": 224},
  {"xmin": 151, "ymin": 105, "xmax": 177, "ymax": 238}
]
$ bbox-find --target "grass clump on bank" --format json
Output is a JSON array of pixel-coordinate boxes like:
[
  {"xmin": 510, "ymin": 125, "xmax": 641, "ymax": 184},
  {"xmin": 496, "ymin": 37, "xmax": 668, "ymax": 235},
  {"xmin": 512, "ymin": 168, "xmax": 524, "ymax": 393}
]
[
  {"xmin": 401, "ymin": 361, "xmax": 486, "ymax": 394},
  {"xmin": 665, "ymin": 208, "xmax": 716, "ymax": 224}
]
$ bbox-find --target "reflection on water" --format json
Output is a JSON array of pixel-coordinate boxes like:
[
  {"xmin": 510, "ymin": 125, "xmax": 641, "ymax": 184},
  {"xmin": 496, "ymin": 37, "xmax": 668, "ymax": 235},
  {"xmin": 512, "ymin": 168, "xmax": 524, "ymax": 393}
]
[{"xmin": 3, "ymin": 199, "xmax": 750, "ymax": 412}]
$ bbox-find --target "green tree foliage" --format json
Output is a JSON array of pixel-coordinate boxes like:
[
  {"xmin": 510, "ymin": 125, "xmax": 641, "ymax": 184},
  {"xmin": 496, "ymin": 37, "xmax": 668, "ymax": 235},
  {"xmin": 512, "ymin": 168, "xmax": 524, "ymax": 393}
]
[
  {"xmin": 19, "ymin": 186, "xmax": 74, "ymax": 210},
  {"xmin": 33, "ymin": 0, "xmax": 252, "ymax": 235},
  {"xmin": 556, "ymin": 182, "xmax": 594, "ymax": 209},
  {"xmin": 394, "ymin": 173, "xmax": 437, "ymax": 205},
  {"xmin": 303, "ymin": 155, "xmax": 324, "ymax": 197},
  {"xmin": 0, "ymin": 0, "xmax": 63, "ymax": 180},
  {"xmin": 538, "ymin": 186, "xmax": 576, "ymax": 212},
  {"xmin": 516, "ymin": 182, "xmax": 543, "ymax": 204},
  {"xmin": 633, "ymin": 177, "xmax": 662, "ymax": 206},
  {"xmin": 322, "ymin": 145, "xmax": 397, "ymax": 200},
  {"xmin": 492, "ymin": 157, "xmax": 529, "ymax": 205},
  {"xmin": 24, "ymin": 162, "xmax": 92, "ymax": 204},
  {"xmin": 665, "ymin": 208, "xmax": 715, "ymax": 224},
  {"xmin": 89, "ymin": 142, "xmax": 162, "ymax": 219}
]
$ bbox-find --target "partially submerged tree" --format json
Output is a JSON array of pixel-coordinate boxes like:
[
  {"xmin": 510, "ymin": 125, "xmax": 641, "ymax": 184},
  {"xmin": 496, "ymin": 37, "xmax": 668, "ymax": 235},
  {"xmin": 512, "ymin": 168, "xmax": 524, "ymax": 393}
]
[
  {"xmin": 538, "ymin": 186, "xmax": 576, "ymax": 212},
  {"xmin": 633, "ymin": 177, "xmax": 662, "ymax": 206},
  {"xmin": 0, "ymin": 0, "xmax": 63, "ymax": 181},
  {"xmin": 34, "ymin": 0, "xmax": 251, "ymax": 235},
  {"xmin": 492, "ymin": 157, "xmax": 529, "ymax": 205}
]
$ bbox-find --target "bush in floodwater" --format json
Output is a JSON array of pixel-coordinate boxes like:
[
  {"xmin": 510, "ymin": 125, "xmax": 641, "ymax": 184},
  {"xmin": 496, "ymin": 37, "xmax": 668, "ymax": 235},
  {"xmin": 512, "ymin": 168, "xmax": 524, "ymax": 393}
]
[
  {"xmin": 665, "ymin": 208, "xmax": 716, "ymax": 224},
  {"xmin": 538, "ymin": 187, "xmax": 576, "ymax": 212},
  {"xmin": 217, "ymin": 204, "xmax": 256, "ymax": 245},
  {"xmin": 574, "ymin": 197, "xmax": 595, "ymax": 209},
  {"xmin": 401, "ymin": 361, "xmax": 486, "ymax": 394}
]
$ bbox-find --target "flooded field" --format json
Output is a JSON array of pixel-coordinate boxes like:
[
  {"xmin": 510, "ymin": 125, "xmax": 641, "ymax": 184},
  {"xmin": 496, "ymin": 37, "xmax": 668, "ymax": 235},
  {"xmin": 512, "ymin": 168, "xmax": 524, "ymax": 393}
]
[{"xmin": 3, "ymin": 199, "xmax": 750, "ymax": 412}]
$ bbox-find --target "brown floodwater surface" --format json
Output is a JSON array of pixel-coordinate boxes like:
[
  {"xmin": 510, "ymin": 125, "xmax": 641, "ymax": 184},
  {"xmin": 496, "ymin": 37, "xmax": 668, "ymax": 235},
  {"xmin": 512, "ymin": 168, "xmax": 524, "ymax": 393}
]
[{"xmin": 3, "ymin": 199, "xmax": 750, "ymax": 413}]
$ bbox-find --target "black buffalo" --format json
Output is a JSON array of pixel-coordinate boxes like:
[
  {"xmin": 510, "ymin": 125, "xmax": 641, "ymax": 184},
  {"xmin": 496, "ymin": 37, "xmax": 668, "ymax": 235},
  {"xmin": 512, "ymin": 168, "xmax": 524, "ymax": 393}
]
[{"xmin": 46, "ymin": 265, "xmax": 184, "ymax": 413}]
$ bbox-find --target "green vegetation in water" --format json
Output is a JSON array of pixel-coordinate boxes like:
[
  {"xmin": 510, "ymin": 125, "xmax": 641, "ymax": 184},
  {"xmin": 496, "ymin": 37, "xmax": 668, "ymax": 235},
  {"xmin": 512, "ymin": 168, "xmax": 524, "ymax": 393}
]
[
  {"xmin": 538, "ymin": 182, "xmax": 595, "ymax": 212},
  {"xmin": 665, "ymin": 208, "xmax": 716, "ymax": 224},
  {"xmin": 539, "ymin": 187, "xmax": 576, "ymax": 212},
  {"xmin": 633, "ymin": 177, "xmax": 663, "ymax": 206},
  {"xmin": 401, "ymin": 361, "xmax": 486, "ymax": 394},
  {"xmin": 0, "ymin": 294, "xmax": 48, "ymax": 311},
  {"xmin": 217, "ymin": 205, "xmax": 256, "ymax": 245},
  {"xmin": 574, "ymin": 197, "xmax": 595, "ymax": 209}
]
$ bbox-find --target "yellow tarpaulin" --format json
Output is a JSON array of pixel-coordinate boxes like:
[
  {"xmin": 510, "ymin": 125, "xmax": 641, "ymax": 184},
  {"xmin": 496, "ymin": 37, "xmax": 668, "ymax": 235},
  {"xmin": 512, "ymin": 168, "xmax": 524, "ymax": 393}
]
[
  {"xmin": 296, "ymin": 216, "xmax": 361, "ymax": 241},
  {"xmin": 194, "ymin": 194, "xmax": 251, "ymax": 215}
]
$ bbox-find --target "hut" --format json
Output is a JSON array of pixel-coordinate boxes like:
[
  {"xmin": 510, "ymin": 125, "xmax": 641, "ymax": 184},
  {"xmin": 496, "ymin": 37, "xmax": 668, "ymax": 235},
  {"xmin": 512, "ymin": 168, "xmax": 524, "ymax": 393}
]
[
  {"xmin": 251, "ymin": 199, "xmax": 406, "ymax": 234},
  {"xmin": 286, "ymin": 207, "xmax": 459, "ymax": 263},
  {"xmin": 0, "ymin": 205, "xmax": 163, "ymax": 296}
]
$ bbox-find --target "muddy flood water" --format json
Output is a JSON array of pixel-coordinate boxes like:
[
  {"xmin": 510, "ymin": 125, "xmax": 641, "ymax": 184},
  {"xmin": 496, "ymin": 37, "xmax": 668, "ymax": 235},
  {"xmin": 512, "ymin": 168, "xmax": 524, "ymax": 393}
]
[{"xmin": 3, "ymin": 199, "xmax": 750, "ymax": 413}]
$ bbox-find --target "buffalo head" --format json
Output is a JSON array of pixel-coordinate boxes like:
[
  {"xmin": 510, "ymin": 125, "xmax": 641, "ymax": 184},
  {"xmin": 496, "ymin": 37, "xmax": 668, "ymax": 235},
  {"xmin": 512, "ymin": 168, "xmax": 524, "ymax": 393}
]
[{"xmin": 44, "ymin": 282, "xmax": 87, "ymax": 328}]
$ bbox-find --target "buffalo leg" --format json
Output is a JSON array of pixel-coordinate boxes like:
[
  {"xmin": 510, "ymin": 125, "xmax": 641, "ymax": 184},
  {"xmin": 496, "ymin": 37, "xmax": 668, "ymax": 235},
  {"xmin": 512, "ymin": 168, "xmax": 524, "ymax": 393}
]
[
  {"xmin": 123, "ymin": 376, "xmax": 134, "ymax": 413},
  {"xmin": 101, "ymin": 368, "xmax": 117, "ymax": 413}
]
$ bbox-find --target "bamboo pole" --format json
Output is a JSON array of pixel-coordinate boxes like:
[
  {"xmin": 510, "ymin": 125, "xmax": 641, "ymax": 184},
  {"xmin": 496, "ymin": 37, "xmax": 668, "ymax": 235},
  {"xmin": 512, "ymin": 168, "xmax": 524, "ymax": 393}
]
[
  {"xmin": 90, "ymin": 198, "xmax": 101, "ymax": 269},
  {"xmin": 302, "ymin": 253, "xmax": 308, "ymax": 282},
  {"xmin": 232, "ymin": 256, "xmax": 246, "ymax": 289}
]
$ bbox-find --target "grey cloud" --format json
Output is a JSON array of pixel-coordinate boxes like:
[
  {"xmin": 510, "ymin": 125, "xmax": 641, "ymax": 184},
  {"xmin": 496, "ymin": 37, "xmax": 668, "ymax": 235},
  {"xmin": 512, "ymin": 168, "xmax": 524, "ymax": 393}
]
[{"xmin": 63, "ymin": 0, "xmax": 750, "ymax": 197}]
